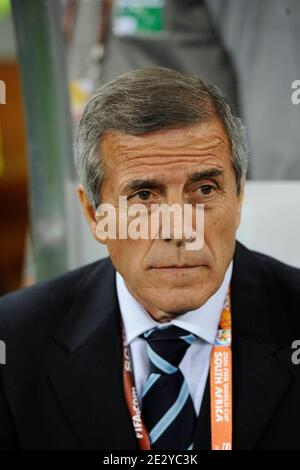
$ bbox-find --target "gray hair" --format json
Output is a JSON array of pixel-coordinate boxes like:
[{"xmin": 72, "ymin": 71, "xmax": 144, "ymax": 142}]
[{"xmin": 74, "ymin": 67, "xmax": 248, "ymax": 208}]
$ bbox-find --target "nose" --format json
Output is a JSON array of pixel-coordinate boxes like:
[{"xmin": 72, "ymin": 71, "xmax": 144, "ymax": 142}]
[
  {"xmin": 152, "ymin": 189, "xmax": 198, "ymax": 246},
  {"xmin": 162, "ymin": 233, "xmax": 196, "ymax": 247},
  {"xmin": 160, "ymin": 208, "xmax": 197, "ymax": 247}
]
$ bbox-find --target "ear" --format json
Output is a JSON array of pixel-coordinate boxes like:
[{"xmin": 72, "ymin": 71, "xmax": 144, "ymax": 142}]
[
  {"xmin": 235, "ymin": 180, "xmax": 245, "ymax": 230},
  {"xmin": 77, "ymin": 185, "xmax": 107, "ymax": 245}
]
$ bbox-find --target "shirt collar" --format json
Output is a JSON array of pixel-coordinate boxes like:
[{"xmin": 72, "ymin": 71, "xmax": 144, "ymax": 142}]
[{"xmin": 116, "ymin": 261, "xmax": 233, "ymax": 346}]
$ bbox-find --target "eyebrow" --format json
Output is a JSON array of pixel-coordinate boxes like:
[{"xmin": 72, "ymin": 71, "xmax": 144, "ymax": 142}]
[
  {"xmin": 186, "ymin": 168, "xmax": 224, "ymax": 184},
  {"xmin": 122, "ymin": 179, "xmax": 164, "ymax": 194},
  {"xmin": 122, "ymin": 168, "xmax": 224, "ymax": 194}
]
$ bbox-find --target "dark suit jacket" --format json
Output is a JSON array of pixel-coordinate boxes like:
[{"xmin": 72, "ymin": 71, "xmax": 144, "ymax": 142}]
[{"xmin": 0, "ymin": 241, "xmax": 300, "ymax": 450}]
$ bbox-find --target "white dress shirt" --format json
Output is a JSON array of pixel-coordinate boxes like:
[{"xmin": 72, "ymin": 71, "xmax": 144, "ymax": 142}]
[{"xmin": 116, "ymin": 262, "xmax": 233, "ymax": 415}]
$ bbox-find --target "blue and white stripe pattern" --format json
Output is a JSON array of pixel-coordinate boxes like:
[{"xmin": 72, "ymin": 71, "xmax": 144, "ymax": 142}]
[{"xmin": 141, "ymin": 325, "xmax": 197, "ymax": 450}]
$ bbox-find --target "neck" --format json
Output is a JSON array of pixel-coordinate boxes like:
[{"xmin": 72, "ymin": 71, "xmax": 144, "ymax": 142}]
[{"xmin": 124, "ymin": 282, "xmax": 177, "ymax": 323}]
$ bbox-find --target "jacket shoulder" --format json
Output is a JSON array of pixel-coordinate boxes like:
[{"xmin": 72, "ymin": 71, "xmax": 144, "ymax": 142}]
[
  {"xmin": 0, "ymin": 257, "xmax": 110, "ymax": 332},
  {"xmin": 250, "ymin": 247, "xmax": 300, "ymax": 291},
  {"xmin": 236, "ymin": 242, "xmax": 300, "ymax": 316}
]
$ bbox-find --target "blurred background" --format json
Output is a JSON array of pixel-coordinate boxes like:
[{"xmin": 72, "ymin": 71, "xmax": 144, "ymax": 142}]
[{"xmin": 0, "ymin": 0, "xmax": 300, "ymax": 295}]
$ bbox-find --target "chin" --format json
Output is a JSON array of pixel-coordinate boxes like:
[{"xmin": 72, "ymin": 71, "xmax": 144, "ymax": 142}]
[{"xmin": 152, "ymin": 288, "xmax": 212, "ymax": 316}]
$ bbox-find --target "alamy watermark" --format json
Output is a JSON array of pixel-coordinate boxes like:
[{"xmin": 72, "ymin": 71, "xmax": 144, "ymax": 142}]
[
  {"xmin": 95, "ymin": 197, "xmax": 204, "ymax": 250},
  {"xmin": 0, "ymin": 80, "xmax": 6, "ymax": 104},
  {"xmin": 291, "ymin": 80, "xmax": 300, "ymax": 105},
  {"xmin": 291, "ymin": 340, "xmax": 300, "ymax": 365},
  {"xmin": 0, "ymin": 340, "xmax": 6, "ymax": 365}
]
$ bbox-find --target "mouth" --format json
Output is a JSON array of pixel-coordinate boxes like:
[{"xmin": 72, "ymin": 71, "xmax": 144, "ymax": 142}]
[
  {"xmin": 152, "ymin": 265, "xmax": 204, "ymax": 273},
  {"xmin": 152, "ymin": 263, "xmax": 203, "ymax": 269},
  {"xmin": 150, "ymin": 266, "xmax": 205, "ymax": 284}
]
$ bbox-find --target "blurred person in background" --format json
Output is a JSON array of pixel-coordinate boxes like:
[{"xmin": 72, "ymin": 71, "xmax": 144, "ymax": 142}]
[{"xmin": 72, "ymin": 0, "xmax": 300, "ymax": 179}]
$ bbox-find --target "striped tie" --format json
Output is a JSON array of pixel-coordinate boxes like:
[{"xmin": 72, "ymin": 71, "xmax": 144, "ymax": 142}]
[{"xmin": 141, "ymin": 325, "xmax": 197, "ymax": 450}]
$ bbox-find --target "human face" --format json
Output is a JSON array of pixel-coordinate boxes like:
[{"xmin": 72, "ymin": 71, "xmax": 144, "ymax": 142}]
[{"xmin": 78, "ymin": 120, "xmax": 244, "ymax": 322}]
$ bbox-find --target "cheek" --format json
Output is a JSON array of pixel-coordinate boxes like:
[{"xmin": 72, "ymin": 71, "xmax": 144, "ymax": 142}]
[
  {"xmin": 204, "ymin": 201, "xmax": 239, "ymax": 249},
  {"xmin": 106, "ymin": 238, "xmax": 150, "ymax": 279}
]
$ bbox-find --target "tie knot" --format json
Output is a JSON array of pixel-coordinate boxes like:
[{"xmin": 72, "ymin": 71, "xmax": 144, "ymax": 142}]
[{"xmin": 141, "ymin": 325, "xmax": 197, "ymax": 374}]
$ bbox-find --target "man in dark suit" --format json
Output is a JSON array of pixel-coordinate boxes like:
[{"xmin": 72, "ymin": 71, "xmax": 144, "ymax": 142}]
[{"xmin": 0, "ymin": 68, "xmax": 300, "ymax": 450}]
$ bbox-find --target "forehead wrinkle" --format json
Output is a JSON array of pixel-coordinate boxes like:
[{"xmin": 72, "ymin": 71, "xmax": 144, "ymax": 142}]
[
  {"xmin": 102, "ymin": 127, "xmax": 227, "ymax": 152},
  {"xmin": 116, "ymin": 160, "xmax": 226, "ymax": 191},
  {"xmin": 114, "ymin": 141, "xmax": 228, "ymax": 167},
  {"xmin": 115, "ymin": 154, "xmax": 227, "ymax": 176},
  {"xmin": 101, "ymin": 125, "xmax": 231, "ymax": 175},
  {"xmin": 108, "ymin": 121, "xmax": 227, "ymax": 143},
  {"xmin": 115, "ymin": 137, "xmax": 227, "ymax": 161}
]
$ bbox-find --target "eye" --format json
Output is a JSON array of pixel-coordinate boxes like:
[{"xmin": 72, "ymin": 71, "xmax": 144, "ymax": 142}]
[
  {"xmin": 198, "ymin": 184, "xmax": 215, "ymax": 195},
  {"xmin": 132, "ymin": 190, "xmax": 152, "ymax": 201}
]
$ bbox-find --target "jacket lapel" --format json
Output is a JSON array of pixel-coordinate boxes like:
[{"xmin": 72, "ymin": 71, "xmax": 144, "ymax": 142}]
[
  {"xmin": 231, "ymin": 336, "xmax": 292, "ymax": 449},
  {"xmin": 50, "ymin": 258, "xmax": 138, "ymax": 450},
  {"xmin": 230, "ymin": 242, "xmax": 293, "ymax": 449},
  {"xmin": 194, "ymin": 242, "xmax": 294, "ymax": 450},
  {"xmin": 193, "ymin": 371, "xmax": 211, "ymax": 450}
]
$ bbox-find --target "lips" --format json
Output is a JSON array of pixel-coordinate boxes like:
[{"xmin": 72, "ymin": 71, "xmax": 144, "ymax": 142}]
[{"xmin": 152, "ymin": 264, "xmax": 202, "ymax": 269}]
